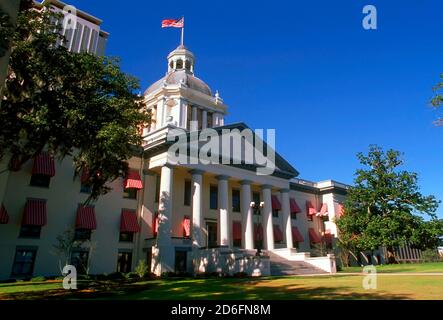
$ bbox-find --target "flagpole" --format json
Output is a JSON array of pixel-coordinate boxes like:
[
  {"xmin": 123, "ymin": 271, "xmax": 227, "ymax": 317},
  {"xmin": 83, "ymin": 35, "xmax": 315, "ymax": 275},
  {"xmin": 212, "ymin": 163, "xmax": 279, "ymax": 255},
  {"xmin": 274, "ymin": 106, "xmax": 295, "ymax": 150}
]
[{"xmin": 180, "ymin": 16, "xmax": 184, "ymax": 46}]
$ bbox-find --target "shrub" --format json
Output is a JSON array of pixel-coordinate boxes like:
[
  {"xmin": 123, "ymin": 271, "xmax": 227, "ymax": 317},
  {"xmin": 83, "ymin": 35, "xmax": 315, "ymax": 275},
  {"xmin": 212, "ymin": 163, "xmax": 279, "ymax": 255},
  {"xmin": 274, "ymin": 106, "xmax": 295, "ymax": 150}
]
[
  {"xmin": 0, "ymin": 278, "xmax": 16, "ymax": 284},
  {"xmin": 124, "ymin": 272, "xmax": 139, "ymax": 280},
  {"xmin": 233, "ymin": 272, "xmax": 248, "ymax": 278},
  {"xmin": 106, "ymin": 272, "xmax": 125, "ymax": 281},
  {"xmin": 134, "ymin": 260, "xmax": 149, "ymax": 278},
  {"xmin": 30, "ymin": 276, "xmax": 46, "ymax": 282},
  {"xmin": 421, "ymin": 249, "xmax": 441, "ymax": 262}
]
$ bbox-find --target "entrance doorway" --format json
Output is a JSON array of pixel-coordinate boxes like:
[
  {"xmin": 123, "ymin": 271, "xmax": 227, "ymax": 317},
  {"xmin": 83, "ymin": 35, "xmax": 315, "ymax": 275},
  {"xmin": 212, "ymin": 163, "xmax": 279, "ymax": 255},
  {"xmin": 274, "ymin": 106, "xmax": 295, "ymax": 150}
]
[{"xmin": 206, "ymin": 221, "xmax": 218, "ymax": 248}]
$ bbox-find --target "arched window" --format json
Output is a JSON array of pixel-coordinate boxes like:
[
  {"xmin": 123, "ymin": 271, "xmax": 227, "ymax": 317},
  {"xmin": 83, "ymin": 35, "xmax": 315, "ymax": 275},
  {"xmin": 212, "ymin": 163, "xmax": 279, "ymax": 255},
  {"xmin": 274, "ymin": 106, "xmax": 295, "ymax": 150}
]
[
  {"xmin": 185, "ymin": 60, "xmax": 191, "ymax": 71},
  {"xmin": 169, "ymin": 61, "xmax": 174, "ymax": 69},
  {"xmin": 176, "ymin": 59, "xmax": 183, "ymax": 69}
]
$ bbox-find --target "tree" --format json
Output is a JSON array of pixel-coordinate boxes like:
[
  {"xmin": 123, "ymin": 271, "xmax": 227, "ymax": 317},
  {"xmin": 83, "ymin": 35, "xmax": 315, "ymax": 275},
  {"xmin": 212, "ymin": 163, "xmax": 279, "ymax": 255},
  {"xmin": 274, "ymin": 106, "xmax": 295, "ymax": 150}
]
[
  {"xmin": 51, "ymin": 228, "xmax": 85, "ymax": 274},
  {"xmin": 336, "ymin": 145, "xmax": 441, "ymax": 264},
  {"xmin": 0, "ymin": 1, "xmax": 149, "ymax": 200},
  {"xmin": 431, "ymin": 73, "xmax": 443, "ymax": 125}
]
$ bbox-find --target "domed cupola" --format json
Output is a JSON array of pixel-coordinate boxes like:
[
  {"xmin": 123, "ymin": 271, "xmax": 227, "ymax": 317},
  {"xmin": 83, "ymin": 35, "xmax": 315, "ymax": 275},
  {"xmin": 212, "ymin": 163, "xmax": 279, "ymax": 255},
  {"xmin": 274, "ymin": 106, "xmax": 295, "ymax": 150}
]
[
  {"xmin": 167, "ymin": 44, "xmax": 195, "ymax": 74},
  {"xmin": 142, "ymin": 44, "xmax": 228, "ymax": 135}
]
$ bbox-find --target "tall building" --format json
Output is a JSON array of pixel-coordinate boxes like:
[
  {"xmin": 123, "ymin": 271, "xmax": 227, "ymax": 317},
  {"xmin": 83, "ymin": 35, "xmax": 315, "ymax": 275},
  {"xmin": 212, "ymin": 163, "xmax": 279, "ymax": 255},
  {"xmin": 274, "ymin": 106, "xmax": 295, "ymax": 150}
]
[{"xmin": 0, "ymin": 2, "xmax": 352, "ymax": 279}]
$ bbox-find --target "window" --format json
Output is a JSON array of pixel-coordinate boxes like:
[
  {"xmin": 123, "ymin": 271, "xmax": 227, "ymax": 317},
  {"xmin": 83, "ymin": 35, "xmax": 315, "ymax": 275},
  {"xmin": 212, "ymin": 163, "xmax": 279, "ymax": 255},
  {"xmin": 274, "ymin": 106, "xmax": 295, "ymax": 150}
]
[
  {"xmin": 30, "ymin": 174, "xmax": 50, "ymax": 188},
  {"xmin": 175, "ymin": 250, "xmax": 187, "ymax": 273},
  {"xmin": 292, "ymin": 240, "xmax": 300, "ymax": 249},
  {"xmin": 119, "ymin": 232, "xmax": 134, "ymax": 242},
  {"xmin": 307, "ymin": 214, "xmax": 313, "ymax": 222},
  {"xmin": 19, "ymin": 225, "xmax": 41, "ymax": 239},
  {"xmin": 123, "ymin": 188, "xmax": 137, "ymax": 199},
  {"xmin": 146, "ymin": 249, "xmax": 152, "ymax": 273},
  {"xmin": 210, "ymin": 185, "xmax": 218, "ymax": 210},
  {"xmin": 232, "ymin": 189, "xmax": 240, "ymax": 212},
  {"xmin": 117, "ymin": 251, "xmax": 132, "ymax": 273},
  {"xmin": 74, "ymin": 229, "xmax": 91, "ymax": 241},
  {"xmin": 80, "ymin": 183, "xmax": 91, "ymax": 194},
  {"xmin": 291, "ymin": 212, "xmax": 297, "ymax": 220},
  {"xmin": 169, "ymin": 61, "xmax": 174, "ymax": 69},
  {"xmin": 253, "ymin": 192, "xmax": 261, "ymax": 215},
  {"xmin": 184, "ymin": 180, "xmax": 191, "ymax": 206},
  {"xmin": 152, "ymin": 105, "xmax": 157, "ymax": 131},
  {"xmin": 176, "ymin": 59, "xmax": 183, "ymax": 69},
  {"xmin": 11, "ymin": 248, "xmax": 37, "ymax": 277},
  {"xmin": 155, "ymin": 174, "xmax": 160, "ymax": 203},
  {"xmin": 71, "ymin": 250, "xmax": 89, "ymax": 274},
  {"xmin": 207, "ymin": 112, "xmax": 213, "ymax": 128},
  {"xmin": 272, "ymin": 209, "xmax": 279, "ymax": 218}
]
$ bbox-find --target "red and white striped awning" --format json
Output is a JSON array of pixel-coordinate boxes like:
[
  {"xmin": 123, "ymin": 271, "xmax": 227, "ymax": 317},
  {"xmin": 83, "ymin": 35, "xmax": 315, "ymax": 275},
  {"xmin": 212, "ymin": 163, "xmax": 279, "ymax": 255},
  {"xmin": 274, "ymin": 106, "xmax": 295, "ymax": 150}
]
[
  {"xmin": 32, "ymin": 152, "xmax": 55, "ymax": 177},
  {"xmin": 292, "ymin": 227, "xmax": 304, "ymax": 242},
  {"xmin": 337, "ymin": 203, "xmax": 345, "ymax": 218},
  {"xmin": 183, "ymin": 216, "xmax": 191, "ymax": 237},
  {"xmin": 308, "ymin": 228, "xmax": 322, "ymax": 244},
  {"xmin": 124, "ymin": 170, "xmax": 143, "ymax": 190},
  {"xmin": 120, "ymin": 210, "xmax": 140, "ymax": 233},
  {"xmin": 254, "ymin": 223, "xmax": 263, "ymax": 241},
  {"xmin": 232, "ymin": 221, "xmax": 242, "ymax": 241},
  {"xmin": 273, "ymin": 225, "xmax": 283, "ymax": 242},
  {"xmin": 271, "ymin": 195, "xmax": 282, "ymax": 210},
  {"xmin": 289, "ymin": 198, "xmax": 302, "ymax": 214},
  {"xmin": 22, "ymin": 199, "xmax": 47, "ymax": 226},
  {"xmin": 306, "ymin": 201, "xmax": 317, "ymax": 216},
  {"xmin": 316, "ymin": 203, "xmax": 328, "ymax": 217},
  {"xmin": 75, "ymin": 205, "xmax": 97, "ymax": 230},
  {"xmin": 0, "ymin": 204, "xmax": 9, "ymax": 224}
]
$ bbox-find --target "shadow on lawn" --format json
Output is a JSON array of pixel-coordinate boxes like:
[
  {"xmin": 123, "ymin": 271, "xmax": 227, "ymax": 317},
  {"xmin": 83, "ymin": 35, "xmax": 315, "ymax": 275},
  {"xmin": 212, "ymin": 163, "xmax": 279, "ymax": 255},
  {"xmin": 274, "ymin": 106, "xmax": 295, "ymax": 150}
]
[{"xmin": 0, "ymin": 277, "xmax": 411, "ymax": 300}]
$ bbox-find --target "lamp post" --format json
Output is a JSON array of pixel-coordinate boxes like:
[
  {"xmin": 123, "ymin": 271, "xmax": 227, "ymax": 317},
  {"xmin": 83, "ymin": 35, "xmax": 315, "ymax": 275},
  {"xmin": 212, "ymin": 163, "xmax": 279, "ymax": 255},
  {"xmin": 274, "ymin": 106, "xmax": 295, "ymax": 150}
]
[{"xmin": 250, "ymin": 201, "xmax": 264, "ymax": 256}]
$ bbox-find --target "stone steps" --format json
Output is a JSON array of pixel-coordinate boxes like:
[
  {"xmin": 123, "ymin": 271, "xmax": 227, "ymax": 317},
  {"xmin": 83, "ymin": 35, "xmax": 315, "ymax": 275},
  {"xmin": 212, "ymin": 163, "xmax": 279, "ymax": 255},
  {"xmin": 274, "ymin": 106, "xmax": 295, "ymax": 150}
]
[{"xmin": 267, "ymin": 251, "xmax": 326, "ymax": 276}]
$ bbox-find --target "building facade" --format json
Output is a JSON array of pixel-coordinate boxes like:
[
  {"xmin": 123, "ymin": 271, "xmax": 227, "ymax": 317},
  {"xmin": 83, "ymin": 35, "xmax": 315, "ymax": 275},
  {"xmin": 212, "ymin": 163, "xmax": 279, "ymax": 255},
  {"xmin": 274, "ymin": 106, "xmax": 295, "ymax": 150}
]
[{"xmin": 0, "ymin": 1, "xmax": 353, "ymax": 279}]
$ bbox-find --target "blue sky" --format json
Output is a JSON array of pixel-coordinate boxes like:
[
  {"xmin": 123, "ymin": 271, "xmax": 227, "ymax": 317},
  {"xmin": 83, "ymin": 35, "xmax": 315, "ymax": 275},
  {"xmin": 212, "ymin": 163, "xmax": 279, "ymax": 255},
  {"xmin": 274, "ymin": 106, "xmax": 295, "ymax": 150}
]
[{"xmin": 68, "ymin": 0, "xmax": 443, "ymax": 218}]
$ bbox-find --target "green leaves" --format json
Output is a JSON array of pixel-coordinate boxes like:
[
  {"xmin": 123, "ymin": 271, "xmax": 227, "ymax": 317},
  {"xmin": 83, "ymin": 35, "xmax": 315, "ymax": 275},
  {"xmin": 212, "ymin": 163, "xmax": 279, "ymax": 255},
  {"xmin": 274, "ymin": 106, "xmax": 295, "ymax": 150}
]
[
  {"xmin": 431, "ymin": 73, "xmax": 443, "ymax": 125},
  {"xmin": 336, "ymin": 145, "xmax": 442, "ymax": 261},
  {"xmin": 0, "ymin": 4, "xmax": 149, "ymax": 200}
]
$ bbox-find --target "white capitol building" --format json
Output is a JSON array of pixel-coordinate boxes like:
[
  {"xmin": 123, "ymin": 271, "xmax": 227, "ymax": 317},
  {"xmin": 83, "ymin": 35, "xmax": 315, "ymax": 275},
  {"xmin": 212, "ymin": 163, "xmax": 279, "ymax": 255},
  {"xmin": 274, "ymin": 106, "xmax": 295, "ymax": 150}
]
[{"xmin": 7, "ymin": 0, "xmax": 425, "ymax": 280}]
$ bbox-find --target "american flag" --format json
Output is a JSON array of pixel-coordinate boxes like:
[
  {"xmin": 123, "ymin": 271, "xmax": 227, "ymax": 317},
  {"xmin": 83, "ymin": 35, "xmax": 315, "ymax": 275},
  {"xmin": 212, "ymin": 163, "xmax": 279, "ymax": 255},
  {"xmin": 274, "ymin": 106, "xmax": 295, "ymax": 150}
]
[{"xmin": 161, "ymin": 17, "xmax": 184, "ymax": 28}]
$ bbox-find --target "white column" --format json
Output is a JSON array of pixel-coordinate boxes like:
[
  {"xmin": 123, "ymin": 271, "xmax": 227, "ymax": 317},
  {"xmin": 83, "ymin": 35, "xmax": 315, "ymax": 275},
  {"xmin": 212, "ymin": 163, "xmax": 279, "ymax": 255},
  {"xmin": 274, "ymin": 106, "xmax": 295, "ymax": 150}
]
[
  {"xmin": 281, "ymin": 189, "xmax": 293, "ymax": 249},
  {"xmin": 217, "ymin": 175, "xmax": 230, "ymax": 247},
  {"xmin": 191, "ymin": 106, "xmax": 198, "ymax": 131},
  {"xmin": 262, "ymin": 185, "xmax": 274, "ymax": 250},
  {"xmin": 153, "ymin": 164, "xmax": 174, "ymax": 275},
  {"xmin": 241, "ymin": 180, "xmax": 254, "ymax": 250},
  {"xmin": 202, "ymin": 110, "xmax": 207, "ymax": 129},
  {"xmin": 212, "ymin": 113, "xmax": 217, "ymax": 127},
  {"xmin": 190, "ymin": 169, "xmax": 204, "ymax": 248}
]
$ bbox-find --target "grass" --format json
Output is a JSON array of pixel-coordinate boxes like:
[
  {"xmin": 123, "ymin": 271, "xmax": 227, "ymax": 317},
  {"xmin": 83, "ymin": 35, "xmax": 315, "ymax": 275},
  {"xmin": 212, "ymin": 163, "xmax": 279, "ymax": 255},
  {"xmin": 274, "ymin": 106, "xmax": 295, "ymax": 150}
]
[
  {"xmin": 339, "ymin": 262, "xmax": 443, "ymax": 273},
  {"xmin": 1, "ymin": 272, "xmax": 443, "ymax": 300}
]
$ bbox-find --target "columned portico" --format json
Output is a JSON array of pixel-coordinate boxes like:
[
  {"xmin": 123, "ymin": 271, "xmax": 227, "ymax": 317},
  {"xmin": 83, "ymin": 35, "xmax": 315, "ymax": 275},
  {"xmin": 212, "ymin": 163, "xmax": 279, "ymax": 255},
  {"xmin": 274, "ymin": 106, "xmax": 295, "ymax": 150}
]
[
  {"xmin": 153, "ymin": 164, "xmax": 174, "ymax": 274},
  {"xmin": 217, "ymin": 175, "xmax": 230, "ymax": 247},
  {"xmin": 241, "ymin": 180, "xmax": 254, "ymax": 250},
  {"xmin": 280, "ymin": 189, "xmax": 293, "ymax": 249},
  {"xmin": 190, "ymin": 169, "xmax": 204, "ymax": 248},
  {"xmin": 262, "ymin": 185, "xmax": 274, "ymax": 250}
]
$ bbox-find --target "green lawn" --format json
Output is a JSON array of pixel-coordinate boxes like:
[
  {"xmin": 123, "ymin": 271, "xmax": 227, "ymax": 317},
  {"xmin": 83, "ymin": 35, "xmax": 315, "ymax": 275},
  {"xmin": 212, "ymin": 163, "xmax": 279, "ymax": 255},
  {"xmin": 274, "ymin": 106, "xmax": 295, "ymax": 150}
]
[
  {"xmin": 339, "ymin": 262, "xmax": 443, "ymax": 273},
  {"xmin": 1, "ymin": 272, "xmax": 443, "ymax": 300}
]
